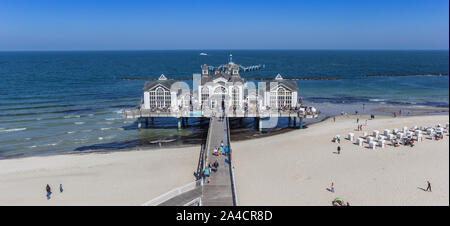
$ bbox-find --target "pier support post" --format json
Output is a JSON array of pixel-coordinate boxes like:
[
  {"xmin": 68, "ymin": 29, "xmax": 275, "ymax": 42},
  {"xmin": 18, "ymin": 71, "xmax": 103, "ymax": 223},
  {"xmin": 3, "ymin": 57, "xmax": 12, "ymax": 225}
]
[
  {"xmin": 288, "ymin": 117, "xmax": 291, "ymax": 127},
  {"xmin": 145, "ymin": 117, "xmax": 149, "ymax": 128},
  {"xmin": 258, "ymin": 118, "xmax": 263, "ymax": 132},
  {"xmin": 177, "ymin": 117, "xmax": 182, "ymax": 130},
  {"xmin": 299, "ymin": 118, "xmax": 303, "ymax": 129},
  {"xmin": 181, "ymin": 117, "xmax": 185, "ymax": 128},
  {"xmin": 151, "ymin": 117, "xmax": 154, "ymax": 124},
  {"xmin": 293, "ymin": 117, "xmax": 297, "ymax": 128}
]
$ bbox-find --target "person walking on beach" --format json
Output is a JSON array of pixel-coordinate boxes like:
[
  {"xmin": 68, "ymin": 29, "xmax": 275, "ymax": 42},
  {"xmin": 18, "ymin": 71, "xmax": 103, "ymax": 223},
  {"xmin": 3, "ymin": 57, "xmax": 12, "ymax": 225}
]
[
  {"xmin": 357, "ymin": 118, "xmax": 359, "ymax": 124},
  {"xmin": 333, "ymin": 117, "xmax": 336, "ymax": 122},
  {"xmin": 337, "ymin": 146, "xmax": 341, "ymax": 154},
  {"xmin": 59, "ymin": 184, "xmax": 63, "ymax": 193},
  {"xmin": 46, "ymin": 184, "xmax": 52, "ymax": 200},
  {"xmin": 330, "ymin": 183, "xmax": 335, "ymax": 193},
  {"xmin": 426, "ymin": 181, "xmax": 432, "ymax": 192}
]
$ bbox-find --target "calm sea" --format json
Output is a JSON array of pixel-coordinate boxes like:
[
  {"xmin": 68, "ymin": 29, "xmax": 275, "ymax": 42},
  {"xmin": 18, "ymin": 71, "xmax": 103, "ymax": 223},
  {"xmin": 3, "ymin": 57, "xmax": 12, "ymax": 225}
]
[{"xmin": 0, "ymin": 50, "xmax": 448, "ymax": 159}]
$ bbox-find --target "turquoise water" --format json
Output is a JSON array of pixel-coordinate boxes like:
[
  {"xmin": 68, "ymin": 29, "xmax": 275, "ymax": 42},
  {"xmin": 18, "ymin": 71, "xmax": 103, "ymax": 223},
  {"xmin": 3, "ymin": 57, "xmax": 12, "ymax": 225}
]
[{"xmin": 0, "ymin": 50, "xmax": 448, "ymax": 159}]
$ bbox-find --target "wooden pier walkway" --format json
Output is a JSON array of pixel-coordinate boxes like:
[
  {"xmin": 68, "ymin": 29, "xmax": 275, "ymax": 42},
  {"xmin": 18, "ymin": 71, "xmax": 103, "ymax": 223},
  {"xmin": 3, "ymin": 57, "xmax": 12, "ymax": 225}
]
[
  {"xmin": 201, "ymin": 117, "xmax": 235, "ymax": 206},
  {"xmin": 148, "ymin": 116, "xmax": 236, "ymax": 206}
]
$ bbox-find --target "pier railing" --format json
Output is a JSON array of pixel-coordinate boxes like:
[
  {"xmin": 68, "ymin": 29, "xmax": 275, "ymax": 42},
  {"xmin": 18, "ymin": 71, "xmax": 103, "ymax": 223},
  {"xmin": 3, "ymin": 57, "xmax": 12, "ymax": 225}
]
[
  {"xmin": 203, "ymin": 116, "xmax": 215, "ymax": 170},
  {"xmin": 225, "ymin": 117, "xmax": 238, "ymax": 206},
  {"xmin": 142, "ymin": 180, "xmax": 202, "ymax": 206},
  {"xmin": 123, "ymin": 108, "xmax": 320, "ymax": 119}
]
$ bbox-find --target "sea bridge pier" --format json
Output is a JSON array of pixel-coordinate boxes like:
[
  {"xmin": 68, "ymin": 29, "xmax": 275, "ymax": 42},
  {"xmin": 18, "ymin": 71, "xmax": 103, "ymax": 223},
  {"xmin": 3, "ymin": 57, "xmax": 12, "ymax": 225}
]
[
  {"xmin": 123, "ymin": 108, "xmax": 319, "ymax": 131},
  {"xmin": 138, "ymin": 108, "xmax": 319, "ymax": 206},
  {"xmin": 130, "ymin": 55, "xmax": 320, "ymax": 206}
]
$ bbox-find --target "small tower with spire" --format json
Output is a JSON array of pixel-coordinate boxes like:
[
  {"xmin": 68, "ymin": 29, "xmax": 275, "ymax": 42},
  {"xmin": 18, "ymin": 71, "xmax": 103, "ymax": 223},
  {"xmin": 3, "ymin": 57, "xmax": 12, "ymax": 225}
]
[
  {"xmin": 229, "ymin": 53, "xmax": 233, "ymax": 63},
  {"xmin": 202, "ymin": 64, "xmax": 209, "ymax": 77},
  {"xmin": 232, "ymin": 64, "xmax": 239, "ymax": 76}
]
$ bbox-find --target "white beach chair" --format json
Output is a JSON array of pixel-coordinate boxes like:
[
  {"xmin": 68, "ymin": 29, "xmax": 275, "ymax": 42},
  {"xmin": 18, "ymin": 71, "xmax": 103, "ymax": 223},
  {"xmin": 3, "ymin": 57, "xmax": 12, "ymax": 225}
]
[
  {"xmin": 369, "ymin": 141, "xmax": 377, "ymax": 150},
  {"xmin": 393, "ymin": 128, "xmax": 399, "ymax": 134},
  {"xmin": 387, "ymin": 134, "xmax": 395, "ymax": 141},
  {"xmin": 397, "ymin": 132, "xmax": 404, "ymax": 139},
  {"xmin": 406, "ymin": 131, "xmax": 413, "ymax": 138},
  {"xmin": 367, "ymin": 136, "xmax": 374, "ymax": 144},
  {"xmin": 384, "ymin": 129, "xmax": 390, "ymax": 136},
  {"xmin": 373, "ymin": 130, "xmax": 379, "ymax": 138},
  {"xmin": 378, "ymin": 140, "xmax": 386, "ymax": 148},
  {"xmin": 348, "ymin": 133, "xmax": 355, "ymax": 141},
  {"xmin": 357, "ymin": 138, "xmax": 364, "ymax": 146}
]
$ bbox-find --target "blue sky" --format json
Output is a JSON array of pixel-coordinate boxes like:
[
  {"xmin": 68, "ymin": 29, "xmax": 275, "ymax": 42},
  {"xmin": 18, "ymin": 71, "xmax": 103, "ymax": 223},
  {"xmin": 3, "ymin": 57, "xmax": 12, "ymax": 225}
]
[{"xmin": 0, "ymin": 0, "xmax": 448, "ymax": 50}]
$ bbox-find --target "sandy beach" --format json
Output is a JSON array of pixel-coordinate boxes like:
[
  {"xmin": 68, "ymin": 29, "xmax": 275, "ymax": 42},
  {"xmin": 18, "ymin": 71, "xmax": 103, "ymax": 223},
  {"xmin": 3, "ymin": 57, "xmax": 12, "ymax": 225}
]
[
  {"xmin": 233, "ymin": 114, "xmax": 449, "ymax": 206},
  {"xmin": 0, "ymin": 114, "xmax": 448, "ymax": 206},
  {"xmin": 0, "ymin": 146, "xmax": 199, "ymax": 205}
]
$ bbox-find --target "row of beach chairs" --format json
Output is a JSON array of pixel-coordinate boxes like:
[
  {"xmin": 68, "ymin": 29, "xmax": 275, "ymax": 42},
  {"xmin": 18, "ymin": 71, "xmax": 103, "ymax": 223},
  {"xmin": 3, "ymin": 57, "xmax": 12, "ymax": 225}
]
[{"xmin": 345, "ymin": 122, "xmax": 449, "ymax": 150}]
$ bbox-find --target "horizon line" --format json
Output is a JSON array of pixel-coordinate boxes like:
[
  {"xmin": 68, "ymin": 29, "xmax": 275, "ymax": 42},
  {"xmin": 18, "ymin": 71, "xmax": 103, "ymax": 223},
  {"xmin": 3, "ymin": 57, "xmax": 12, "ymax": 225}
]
[{"xmin": 0, "ymin": 48, "xmax": 449, "ymax": 52}]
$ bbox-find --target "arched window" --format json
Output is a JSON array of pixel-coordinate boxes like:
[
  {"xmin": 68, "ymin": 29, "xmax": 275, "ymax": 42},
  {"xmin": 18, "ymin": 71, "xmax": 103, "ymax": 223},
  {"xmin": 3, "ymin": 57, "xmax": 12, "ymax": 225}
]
[
  {"xmin": 201, "ymin": 87, "xmax": 209, "ymax": 107},
  {"xmin": 149, "ymin": 86, "xmax": 171, "ymax": 108},
  {"xmin": 285, "ymin": 90, "xmax": 292, "ymax": 107},
  {"xmin": 232, "ymin": 87, "xmax": 239, "ymax": 108},
  {"xmin": 270, "ymin": 90, "xmax": 277, "ymax": 108},
  {"xmin": 156, "ymin": 87, "xmax": 165, "ymax": 107},
  {"xmin": 277, "ymin": 87, "xmax": 286, "ymax": 108},
  {"xmin": 165, "ymin": 90, "xmax": 171, "ymax": 107},
  {"xmin": 212, "ymin": 86, "xmax": 227, "ymax": 109},
  {"xmin": 150, "ymin": 90, "xmax": 156, "ymax": 108},
  {"xmin": 214, "ymin": 86, "xmax": 227, "ymax": 94}
]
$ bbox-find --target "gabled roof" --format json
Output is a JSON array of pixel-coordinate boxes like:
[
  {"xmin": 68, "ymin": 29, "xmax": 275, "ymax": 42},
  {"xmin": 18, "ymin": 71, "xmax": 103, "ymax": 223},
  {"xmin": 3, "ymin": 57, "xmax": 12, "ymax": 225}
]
[
  {"xmin": 143, "ymin": 74, "xmax": 175, "ymax": 91},
  {"xmin": 262, "ymin": 74, "xmax": 299, "ymax": 91},
  {"xmin": 201, "ymin": 72, "xmax": 244, "ymax": 85},
  {"xmin": 264, "ymin": 80, "xmax": 298, "ymax": 92}
]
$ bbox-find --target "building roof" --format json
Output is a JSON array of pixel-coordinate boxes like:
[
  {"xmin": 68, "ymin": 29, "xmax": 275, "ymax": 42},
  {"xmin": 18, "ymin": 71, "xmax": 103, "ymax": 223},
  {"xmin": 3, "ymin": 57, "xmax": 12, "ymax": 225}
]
[
  {"xmin": 201, "ymin": 72, "xmax": 243, "ymax": 85},
  {"xmin": 143, "ymin": 74, "xmax": 175, "ymax": 91},
  {"xmin": 265, "ymin": 79, "xmax": 298, "ymax": 91}
]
